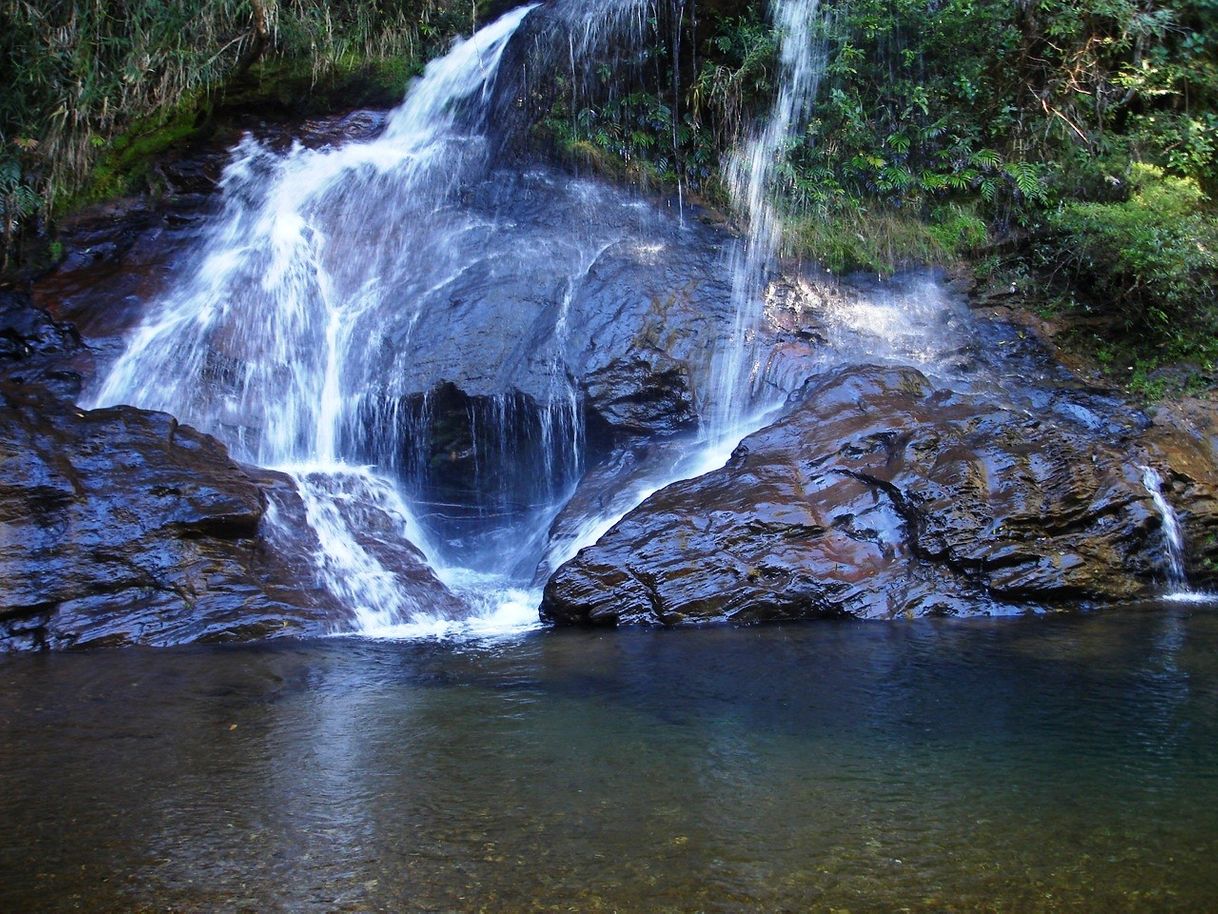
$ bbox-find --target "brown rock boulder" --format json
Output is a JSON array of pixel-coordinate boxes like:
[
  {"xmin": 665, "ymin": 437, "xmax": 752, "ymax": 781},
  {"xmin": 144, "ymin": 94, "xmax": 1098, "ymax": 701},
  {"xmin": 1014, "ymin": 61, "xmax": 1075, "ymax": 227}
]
[
  {"xmin": 0, "ymin": 385, "xmax": 456, "ymax": 651},
  {"xmin": 541, "ymin": 365, "xmax": 1212, "ymax": 625}
]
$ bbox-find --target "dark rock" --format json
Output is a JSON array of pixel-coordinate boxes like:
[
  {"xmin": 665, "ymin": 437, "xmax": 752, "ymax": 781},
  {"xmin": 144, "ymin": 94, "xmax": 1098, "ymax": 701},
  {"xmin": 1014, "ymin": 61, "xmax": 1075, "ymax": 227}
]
[
  {"xmin": 0, "ymin": 289, "xmax": 84, "ymax": 399},
  {"xmin": 295, "ymin": 109, "xmax": 389, "ymax": 149},
  {"xmin": 581, "ymin": 348, "xmax": 699, "ymax": 439},
  {"xmin": 0, "ymin": 385, "xmax": 455, "ymax": 651},
  {"xmin": 32, "ymin": 198, "xmax": 208, "ymax": 382},
  {"xmin": 541, "ymin": 365, "xmax": 1211, "ymax": 626}
]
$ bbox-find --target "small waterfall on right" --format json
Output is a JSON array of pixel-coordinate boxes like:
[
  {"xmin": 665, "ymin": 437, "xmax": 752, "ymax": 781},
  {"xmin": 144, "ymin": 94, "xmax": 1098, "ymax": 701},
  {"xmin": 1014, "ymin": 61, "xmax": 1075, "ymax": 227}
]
[
  {"xmin": 709, "ymin": 0, "xmax": 826, "ymax": 441},
  {"xmin": 1140, "ymin": 465, "xmax": 1213, "ymax": 601},
  {"xmin": 1141, "ymin": 466, "xmax": 1187, "ymax": 590}
]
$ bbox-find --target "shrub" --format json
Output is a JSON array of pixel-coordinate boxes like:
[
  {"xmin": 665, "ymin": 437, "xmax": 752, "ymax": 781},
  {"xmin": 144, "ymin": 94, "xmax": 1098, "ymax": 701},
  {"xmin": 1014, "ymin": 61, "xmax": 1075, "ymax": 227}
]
[{"xmin": 1039, "ymin": 164, "xmax": 1218, "ymax": 338}]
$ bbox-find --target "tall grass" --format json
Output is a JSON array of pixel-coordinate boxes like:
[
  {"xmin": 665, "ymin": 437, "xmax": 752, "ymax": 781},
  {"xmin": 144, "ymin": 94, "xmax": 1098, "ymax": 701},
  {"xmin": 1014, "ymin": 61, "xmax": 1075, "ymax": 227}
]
[{"xmin": 1, "ymin": 0, "xmax": 467, "ymax": 261}]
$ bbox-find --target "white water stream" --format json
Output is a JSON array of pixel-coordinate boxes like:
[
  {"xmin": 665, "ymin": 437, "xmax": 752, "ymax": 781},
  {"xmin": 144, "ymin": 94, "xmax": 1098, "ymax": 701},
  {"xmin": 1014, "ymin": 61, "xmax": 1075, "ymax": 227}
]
[
  {"xmin": 709, "ymin": 0, "xmax": 825, "ymax": 441},
  {"xmin": 92, "ymin": 6, "xmax": 547, "ymax": 636},
  {"xmin": 90, "ymin": 0, "xmax": 1125, "ymax": 640},
  {"xmin": 1140, "ymin": 466, "xmax": 1214, "ymax": 603}
]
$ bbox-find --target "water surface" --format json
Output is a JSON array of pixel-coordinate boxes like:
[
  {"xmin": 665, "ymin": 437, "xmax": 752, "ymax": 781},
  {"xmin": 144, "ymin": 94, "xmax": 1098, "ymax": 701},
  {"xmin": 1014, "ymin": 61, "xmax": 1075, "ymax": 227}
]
[{"xmin": 3, "ymin": 607, "xmax": 1217, "ymax": 912}]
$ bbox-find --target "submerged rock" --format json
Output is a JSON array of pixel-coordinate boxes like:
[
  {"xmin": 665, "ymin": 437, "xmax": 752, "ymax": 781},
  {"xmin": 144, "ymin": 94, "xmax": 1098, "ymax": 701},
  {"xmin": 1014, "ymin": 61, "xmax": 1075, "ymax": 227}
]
[
  {"xmin": 0, "ymin": 385, "xmax": 453, "ymax": 651},
  {"xmin": 541, "ymin": 365, "xmax": 1218, "ymax": 625}
]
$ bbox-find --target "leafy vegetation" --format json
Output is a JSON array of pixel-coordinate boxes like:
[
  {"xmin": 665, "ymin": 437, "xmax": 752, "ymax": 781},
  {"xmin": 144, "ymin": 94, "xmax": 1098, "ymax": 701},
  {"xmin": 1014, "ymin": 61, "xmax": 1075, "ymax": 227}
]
[
  {"xmin": 0, "ymin": 0, "xmax": 477, "ymax": 263},
  {"xmin": 1039, "ymin": 164, "xmax": 1217, "ymax": 336},
  {"xmin": 4, "ymin": 0, "xmax": 1216, "ymax": 385}
]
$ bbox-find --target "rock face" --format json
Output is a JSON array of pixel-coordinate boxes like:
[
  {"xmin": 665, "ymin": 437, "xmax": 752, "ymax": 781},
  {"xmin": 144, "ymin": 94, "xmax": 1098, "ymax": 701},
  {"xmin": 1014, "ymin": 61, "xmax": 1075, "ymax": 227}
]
[
  {"xmin": 541, "ymin": 365, "xmax": 1218, "ymax": 625},
  {"xmin": 0, "ymin": 383, "xmax": 454, "ymax": 651},
  {"xmin": 0, "ymin": 289, "xmax": 84, "ymax": 399},
  {"xmin": 351, "ymin": 168, "xmax": 741, "ymax": 433}
]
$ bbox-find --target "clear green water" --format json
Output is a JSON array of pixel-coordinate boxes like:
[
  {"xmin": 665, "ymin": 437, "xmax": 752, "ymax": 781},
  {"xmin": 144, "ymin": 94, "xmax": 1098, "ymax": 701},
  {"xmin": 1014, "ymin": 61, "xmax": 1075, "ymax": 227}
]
[{"xmin": 3, "ymin": 606, "xmax": 1218, "ymax": 912}]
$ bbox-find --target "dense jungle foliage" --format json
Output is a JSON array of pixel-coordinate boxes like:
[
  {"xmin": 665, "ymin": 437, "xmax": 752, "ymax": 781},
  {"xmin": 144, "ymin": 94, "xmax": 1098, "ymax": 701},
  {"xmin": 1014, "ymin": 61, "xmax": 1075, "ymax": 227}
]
[
  {"xmin": 542, "ymin": 0, "xmax": 1218, "ymax": 375},
  {"xmin": 3, "ymin": 0, "xmax": 1216, "ymax": 381}
]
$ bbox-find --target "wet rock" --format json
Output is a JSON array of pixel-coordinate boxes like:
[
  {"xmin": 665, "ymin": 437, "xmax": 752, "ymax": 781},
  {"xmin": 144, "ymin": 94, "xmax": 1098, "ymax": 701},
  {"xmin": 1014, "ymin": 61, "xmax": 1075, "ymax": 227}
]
[
  {"xmin": 339, "ymin": 169, "xmax": 754, "ymax": 439},
  {"xmin": 31, "ymin": 197, "xmax": 210, "ymax": 385},
  {"xmin": 0, "ymin": 289, "xmax": 84, "ymax": 399},
  {"xmin": 542, "ymin": 365, "xmax": 1193, "ymax": 626},
  {"xmin": 531, "ymin": 436, "xmax": 700, "ymax": 586},
  {"xmin": 1139, "ymin": 426, "xmax": 1218, "ymax": 582},
  {"xmin": 0, "ymin": 385, "xmax": 451, "ymax": 651},
  {"xmin": 581, "ymin": 348, "xmax": 699, "ymax": 440},
  {"xmin": 1152, "ymin": 396, "xmax": 1218, "ymax": 468}
]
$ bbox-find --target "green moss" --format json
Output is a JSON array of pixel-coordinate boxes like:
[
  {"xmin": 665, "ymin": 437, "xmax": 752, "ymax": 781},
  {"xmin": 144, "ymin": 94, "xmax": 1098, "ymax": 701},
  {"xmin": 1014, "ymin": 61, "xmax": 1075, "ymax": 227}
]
[
  {"xmin": 53, "ymin": 50, "xmax": 426, "ymax": 218},
  {"xmin": 59, "ymin": 101, "xmax": 208, "ymax": 213},
  {"xmin": 231, "ymin": 55, "xmax": 422, "ymax": 115}
]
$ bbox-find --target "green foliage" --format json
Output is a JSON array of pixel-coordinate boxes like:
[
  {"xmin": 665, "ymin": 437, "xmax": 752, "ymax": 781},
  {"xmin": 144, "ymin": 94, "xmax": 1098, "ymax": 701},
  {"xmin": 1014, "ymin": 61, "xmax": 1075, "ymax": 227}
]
[
  {"xmin": 785, "ymin": 207, "xmax": 958, "ymax": 275},
  {"xmin": 69, "ymin": 103, "xmax": 205, "ymax": 210},
  {"xmin": 1039, "ymin": 165, "xmax": 1218, "ymax": 339},
  {"xmin": 1, "ymin": 0, "xmax": 472, "ymax": 255}
]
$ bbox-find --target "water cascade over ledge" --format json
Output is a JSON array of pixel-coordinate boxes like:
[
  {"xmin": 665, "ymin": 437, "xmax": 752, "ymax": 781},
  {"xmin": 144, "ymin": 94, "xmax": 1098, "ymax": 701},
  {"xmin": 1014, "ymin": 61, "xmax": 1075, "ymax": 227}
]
[
  {"xmin": 91, "ymin": 5, "xmax": 549, "ymax": 635},
  {"xmin": 80, "ymin": 0, "xmax": 1214, "ymax": 640},
  {"xmin": 710, "ymin": 0, "xmax": 826, "ymax": 440},
  {"xmin": 1140, "ymin": 465, "xmax": 1215, "ymax": 603}
]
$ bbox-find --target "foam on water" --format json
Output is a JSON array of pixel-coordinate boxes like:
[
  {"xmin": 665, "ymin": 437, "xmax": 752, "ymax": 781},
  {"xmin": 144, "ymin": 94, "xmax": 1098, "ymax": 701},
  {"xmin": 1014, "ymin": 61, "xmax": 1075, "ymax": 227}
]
[{"xmin": 353, "ymin": 569, "xmax": 545, "ymax": 642}]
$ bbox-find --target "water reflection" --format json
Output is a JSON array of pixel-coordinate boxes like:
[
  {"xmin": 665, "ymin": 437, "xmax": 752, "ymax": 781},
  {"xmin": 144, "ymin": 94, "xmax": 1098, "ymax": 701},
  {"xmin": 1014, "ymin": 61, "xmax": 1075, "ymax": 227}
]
[{"xmin": 3, "ymin": 608, "xmax": 1218, "ymax": 911}]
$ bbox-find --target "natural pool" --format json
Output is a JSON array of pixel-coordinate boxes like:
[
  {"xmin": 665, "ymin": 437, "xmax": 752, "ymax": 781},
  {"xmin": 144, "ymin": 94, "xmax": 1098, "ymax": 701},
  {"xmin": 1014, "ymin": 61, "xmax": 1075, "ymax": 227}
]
[{"xmin": 3, "ymin": 605, "xmax": 1217, "ymax": 912}]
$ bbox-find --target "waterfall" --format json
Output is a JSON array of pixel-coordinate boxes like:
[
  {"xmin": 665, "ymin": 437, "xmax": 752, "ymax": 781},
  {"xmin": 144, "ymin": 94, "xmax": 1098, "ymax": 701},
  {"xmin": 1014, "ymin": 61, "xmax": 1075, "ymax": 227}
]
[
  {"xmin": 1140, "ymin": 465, "xmax": 1200, "ymax": 599},
  {"xmin": 90, "ymin": 6, "xmax": 549, "ymax": 635},
  {"xmin": 1141, "ymin": 466, "xmax": 1187, "ymax": 589},
  {"xmin": 92, "ymin": 6, "xmax": 537, "ymax": 467},
  {"xmin": 87, "ymin": 0, "xmax": 695, "ymax": 639},
  {"xmin": 709, "ymin": 0, "xmax": 826, "ymax": 440},
  {"xmin": 83, "ymin": 0, "xmax": 842, "ymax": 638},
  {"xmin": 542, "ymin": 0, "xmax": 831, "ymax": 569}
]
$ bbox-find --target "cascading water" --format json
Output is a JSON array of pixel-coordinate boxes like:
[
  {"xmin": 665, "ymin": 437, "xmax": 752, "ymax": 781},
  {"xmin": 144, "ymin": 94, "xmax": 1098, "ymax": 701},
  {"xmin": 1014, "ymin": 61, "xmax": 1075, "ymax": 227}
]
[
  {"xmin": 710, "ymin": 0, "xmax": 825, "ymax": 440},
  {"xmin": 541, "ymin": 0, "xmax": 830, "ymax": 568},
  {"xmin": 1141, "ymin": 466, "xmax": 1187, "ymax": 590},
  {"xmin": 86, "ymin": 0, "xmax": 971, "ymax": 639},
  {"xmin": 88, "ymin": 0, "xmax": 684, "ymax": 638},
  {"xmin": 93, "ymin": 7, "xmax": 536, "ymax": 468},
  {"xmin": 91, "ymin": 6, "xmax": 548, "ymax": 635},
  {"xmin": 1139, "ymin": 465, "xmax": 1212, "ymax": 602}
]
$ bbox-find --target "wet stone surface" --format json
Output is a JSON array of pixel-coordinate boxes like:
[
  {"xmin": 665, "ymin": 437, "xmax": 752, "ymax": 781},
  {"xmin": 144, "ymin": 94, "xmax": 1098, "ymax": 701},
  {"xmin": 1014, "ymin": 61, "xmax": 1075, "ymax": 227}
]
[{"xmin": 542, "ymin": 364, "xmax": 1218, "ymax": 625}]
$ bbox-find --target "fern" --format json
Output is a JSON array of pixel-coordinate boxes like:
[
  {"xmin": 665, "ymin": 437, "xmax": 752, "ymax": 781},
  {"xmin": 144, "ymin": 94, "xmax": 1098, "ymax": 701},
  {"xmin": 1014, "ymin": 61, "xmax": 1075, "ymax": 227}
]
[
  {"xmin": 970, "ymin": 148, "xmax": 1002, "ymax": 169},
  {"xmin": 1003, "ymin": 161, "xmax": 1046, "ymax": 203}
]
